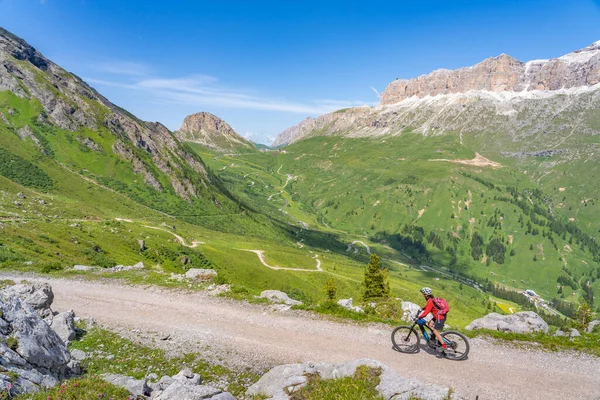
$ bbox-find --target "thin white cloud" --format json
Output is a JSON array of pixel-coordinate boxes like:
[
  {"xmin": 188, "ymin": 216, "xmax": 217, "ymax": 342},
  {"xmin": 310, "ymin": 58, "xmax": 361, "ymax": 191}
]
[
  {"xmin": 370, "ymin": 86, "xmax": 381, "ymax": 98},
  {"xmin": 85, "ymin": 65, "xmax": 374, "ymax": 115},
  {"xmin": 243, "ymin": 132, "xmax": 255, "ymax": 139}
]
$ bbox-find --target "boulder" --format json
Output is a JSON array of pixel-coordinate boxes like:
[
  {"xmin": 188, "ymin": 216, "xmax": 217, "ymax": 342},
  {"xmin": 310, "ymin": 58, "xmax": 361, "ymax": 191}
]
[
  {"xmin": 570, "ymin": 328, "xmax": 581, "ymax": 338},
  {"xmin": 138, "ymin": 240, "xmax": 146, "ymax": 251},
  {"xmin": 153, "ymin": 381, "xmax": 223, "ymax": 400},
  {"xmin": 554, "ymin": 330, "xmax": 566, "ymax": 337},
  {"xmin": 70, "ymin": 348, "xmax": 87, "ymax": 361},
  {"xmin": 49, "ymin": 310, "xmax": 76, "ymax": 344},
  {"xmin": 172, "ymin": 368, "xmax": 202, "ymax": 386},
  {"xmin": 401, "ymin": 301, "xmax": 421, "ymax": 322},
  {"xmin": 465, "ymin": 312, "xmax": 548, "ymax": 334},
  {"xmin": 72, "ymin": 265, "xmax": 95, "ymax": 271},
  {"xmin": 337, "ymin": 298, "xmax": 364, "ymax": 313},
  {"xmin": 586, "ymin": 320, "xmax": 600, "ymax": 334},
  {"xmin": 246, "ymin": 358, "xmax": 462, "ymax": 400},
  {"xmin": 0, "ymin": 283, "xmax": 54, "ymax": 318},
  {"xmin": 185, "ymin": 269, "xmax": 218, "ymax": 281},
  {"xmin": 109, "ymin": 262, "xmax": 145, "ymax": 272},
  {"xmin": 259, "ymin": 290, "xmax": 302, "ymax": 306},
  {"xmin": 206, "ymin": 284, "xmax": 231, "ymax": 296},
  {"xmin": 0, "ymin": 296, "xmax": 71, "ymax": 395},
  {"xmin": 103, "ymin": 373, "xmax": 151, "ymax": 397}
]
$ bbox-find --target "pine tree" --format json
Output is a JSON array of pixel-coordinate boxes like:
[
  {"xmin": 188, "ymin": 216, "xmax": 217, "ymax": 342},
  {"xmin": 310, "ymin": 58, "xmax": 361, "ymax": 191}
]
[
  {"xmin": 324, "ymin": 278, "xmax": 337, "ymax": 301},
  {"xmin": 362, "ymin": 254, "xmax": 390, "ymax": 301}
]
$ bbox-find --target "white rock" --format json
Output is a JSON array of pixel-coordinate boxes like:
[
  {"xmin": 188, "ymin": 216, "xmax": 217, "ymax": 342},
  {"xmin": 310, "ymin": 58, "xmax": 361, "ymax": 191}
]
[
  {"xmin": 337, "ymin": 298, "xmax": 363, "ymax": 313},
  {"xmin": 246, "ymin": 358, "xmax": 462, "ymax": 400},
  {"xmin": 466, "ymin": 311, "xmax": 548, "ymax": 334},
  {"xmin": 260, "ymin": 290, "xmax": 302, "ymax": 306},
  {"xmin": 586, "ymin": 320, "xmax": 600, "ymax": 334},
  {"xmin": 185, "ymin": 269, "xmax": 218, "ymax": 281},
  {"xmin": 50, "ymin": 310, "xmax": 76, "ymax": 344}
]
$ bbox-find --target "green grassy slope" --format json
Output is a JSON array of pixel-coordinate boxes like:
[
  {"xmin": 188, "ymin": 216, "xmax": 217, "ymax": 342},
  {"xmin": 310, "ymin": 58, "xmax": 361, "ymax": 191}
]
[{"xmin": 195, "ymin": 133, "xmax": 600, "ymax": 315}]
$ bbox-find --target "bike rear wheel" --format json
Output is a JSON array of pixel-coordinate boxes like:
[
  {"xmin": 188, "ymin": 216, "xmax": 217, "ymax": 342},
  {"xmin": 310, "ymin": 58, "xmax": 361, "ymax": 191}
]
[
  {"xmin": 441, "ymin": 330, "xmax": 470, "ymax": 360},
  {"xmin": 391, "ymin": 325, "xmax": 420, "ymax": 353}
]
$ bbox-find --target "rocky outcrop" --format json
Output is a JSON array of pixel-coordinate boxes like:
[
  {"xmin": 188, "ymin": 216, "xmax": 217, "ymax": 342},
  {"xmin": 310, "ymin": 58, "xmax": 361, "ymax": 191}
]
[
  {"xmin": 247, "ymin": 358, "xmax": 462, "ymax": 400},
  {"xmin": 380, "ymin": 41, "xmax": 600, "ymax": 105},
  {"xmin": 176, "ymin": 112, "xmax": 253, "ymax": 152},
  {"xmin": 0, "ymin": 295, "xmax": 72, "ymax": 395},
  {"xmin": 0, "ymin": 283, "xmax": 54, "ymax": 318},
  {"xmin": 272, "ymin": 117, "xmax": 318, "ymax": 147},
  {"xmin": 466, "ymin": 311, "xmax": 548, "ymax": 334},
  {"xmin": 49, "ymin": 310, "xmax": 76, "ymax": 344},
  {"xmin": 259, "ymin": 290, "xmax": 302, "ymax": 306},
  {"xmin": 103, "ymin": 368, "xmax": 235, "ymax": 400}
]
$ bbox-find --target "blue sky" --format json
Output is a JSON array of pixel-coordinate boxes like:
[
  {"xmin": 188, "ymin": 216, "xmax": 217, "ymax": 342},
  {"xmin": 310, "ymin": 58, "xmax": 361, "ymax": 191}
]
[{"xmin": 1, "ymin": 0, "xmax": 600, "ymax": 145}]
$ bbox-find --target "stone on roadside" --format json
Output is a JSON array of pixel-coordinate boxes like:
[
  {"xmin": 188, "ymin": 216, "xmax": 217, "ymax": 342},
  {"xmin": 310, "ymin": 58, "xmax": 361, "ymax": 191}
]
[
  {"xmin": 70, "ymin": 349, "xmax": 88, "ymax": 361},
  {"xmin": 247, "ymin": 358, "xmax": 462, "ymax": 400},
  {"xmin": 0, "ymin": 296, "xmax": 70, "ymax": 395},
  {"xmin": 73, "ymin": 265, "xmax": 95, "ymax": 271},
  {"xmin": 0, "ymin": 282, "xmax": 54, "ymax": 318},
  {"xmin": 172, "ymin": 368, "xmax": 202, "ymax": 385},
  {"xmin": 465, "ymin": 311, "xmax": 548, "ymax": 334},
  {"xmin": 570, "ymin": 328, "xmax": 581, "ymax": 338},
  {"xmin": 401, "ymin": 301, "xmax": 421, "ymax": 322},
  {"xmin": 185, "ymin": 268, "xmax": 218, "ymax": 281},
  {"xmin": 586, "ymin": 320, "xmax": 600, "ymax": 334},
  {"xmin": 259, "ymin": 290, "xmax": 302, "ymax": 306},
  {"xmin": 50, "ymin": 310, "xmax": 76, "ymax": 344},
  {"xmin": 154, "ymin": 381, "xmax": 223, "ymax": 400},
  {"xmin": 337, "ymin": 298, "xmax": 364, "ymax": 313},
  {"xmin": 102, "ymin": 373, "xmax": 151, "ymax": 398}
]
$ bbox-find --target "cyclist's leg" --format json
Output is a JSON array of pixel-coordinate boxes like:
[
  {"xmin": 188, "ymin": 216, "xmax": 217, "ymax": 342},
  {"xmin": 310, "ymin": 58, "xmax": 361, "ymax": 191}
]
[{"xmin": 430, "ymin": 318, "xmax": 447, "ymax": 348}]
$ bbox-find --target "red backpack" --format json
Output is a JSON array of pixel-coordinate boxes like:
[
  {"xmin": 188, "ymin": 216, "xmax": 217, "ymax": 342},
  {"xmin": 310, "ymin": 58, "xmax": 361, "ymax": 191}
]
[{"xmin": 432, "ymin": 297, "xmax": 450, "ymax": 315}]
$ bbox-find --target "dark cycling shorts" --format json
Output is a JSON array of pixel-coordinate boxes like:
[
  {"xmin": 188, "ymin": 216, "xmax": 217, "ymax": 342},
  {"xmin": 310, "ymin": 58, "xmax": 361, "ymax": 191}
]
[{"xmin": 433, "ymin": 315, "xmax": 446, "ymax": 330}]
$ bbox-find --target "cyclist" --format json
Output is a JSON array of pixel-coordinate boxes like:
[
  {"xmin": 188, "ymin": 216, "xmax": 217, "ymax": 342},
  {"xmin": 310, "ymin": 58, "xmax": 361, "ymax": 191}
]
[{"xmin": 415, "ymin": 287, "xmax": 447, "ymax": 352}]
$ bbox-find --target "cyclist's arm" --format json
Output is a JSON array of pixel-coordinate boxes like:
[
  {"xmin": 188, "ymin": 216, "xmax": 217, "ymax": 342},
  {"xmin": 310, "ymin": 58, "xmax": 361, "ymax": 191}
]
[{"xmin": 417, "ymin": 298, "xmax": 433, "ymax": 319}]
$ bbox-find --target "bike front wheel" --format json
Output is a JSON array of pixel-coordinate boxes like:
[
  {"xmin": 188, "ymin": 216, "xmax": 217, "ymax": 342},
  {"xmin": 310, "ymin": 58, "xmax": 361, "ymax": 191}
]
[
  {"xmin": 441, "ymin": 330, "xmax": 470, "ymax": 360},
  {"xmin": 391, "ymin": 325, "xmax": 420, "ymax": 354}
]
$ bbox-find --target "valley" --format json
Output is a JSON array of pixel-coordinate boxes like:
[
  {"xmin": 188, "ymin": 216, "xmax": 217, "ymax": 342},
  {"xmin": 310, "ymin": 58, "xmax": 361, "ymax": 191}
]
[{"xmin": 1, "ymin": 24, "xmax": 600, "ymax": 400}]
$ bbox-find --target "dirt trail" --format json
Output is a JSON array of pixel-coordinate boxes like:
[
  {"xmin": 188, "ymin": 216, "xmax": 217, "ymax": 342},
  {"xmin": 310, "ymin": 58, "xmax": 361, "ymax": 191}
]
[
  {"xmin": 243, "ymin": 250, "xmax": 321, "ymax": 271},
  {"xmin": 8, "ymin": 276, "xmax": 599, "ymax": 400}
]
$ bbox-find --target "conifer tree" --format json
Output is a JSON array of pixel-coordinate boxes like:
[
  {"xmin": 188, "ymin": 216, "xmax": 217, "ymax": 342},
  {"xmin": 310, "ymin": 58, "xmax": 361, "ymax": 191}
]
[
  {"xmin": 362, "ymin": 254, "xmax": 390, "ymax": 301},
  {"xmin": 324, "ymin": 278, "xmax": 337, "ymax": 301}
]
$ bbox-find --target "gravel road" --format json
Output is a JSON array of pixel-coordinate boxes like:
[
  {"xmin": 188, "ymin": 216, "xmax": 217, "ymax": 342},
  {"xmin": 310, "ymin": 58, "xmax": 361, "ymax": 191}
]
[{"xmin": 5, "ymin": 275, "xmax": 600, "ymax": 400}]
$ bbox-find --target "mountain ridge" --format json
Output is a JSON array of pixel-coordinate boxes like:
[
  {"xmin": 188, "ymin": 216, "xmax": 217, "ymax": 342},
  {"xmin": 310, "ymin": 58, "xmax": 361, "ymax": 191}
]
[{"xmin": 273, "ymin": 41, "xmax": 600, "ymax": 147}]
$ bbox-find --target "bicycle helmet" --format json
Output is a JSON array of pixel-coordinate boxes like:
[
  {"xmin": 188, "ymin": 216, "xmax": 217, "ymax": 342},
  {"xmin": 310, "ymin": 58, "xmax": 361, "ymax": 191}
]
[{"xmin": 420, "ymin": 287, "xmax": 432, "ymax": 296}]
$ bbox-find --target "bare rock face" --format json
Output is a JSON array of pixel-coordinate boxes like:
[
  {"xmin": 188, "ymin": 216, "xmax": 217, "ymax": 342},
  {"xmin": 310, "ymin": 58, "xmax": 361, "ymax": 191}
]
[
  {"xmin": 380, "ymin": 41, "xmax": 600, "ymax": 105},
  {"xmin": 176, "ymin": 112, "xmax": 253, "ymax": 152},
  {"xmin": 0, "ymin": 296, "xmax": 71, "ymax": 395}
]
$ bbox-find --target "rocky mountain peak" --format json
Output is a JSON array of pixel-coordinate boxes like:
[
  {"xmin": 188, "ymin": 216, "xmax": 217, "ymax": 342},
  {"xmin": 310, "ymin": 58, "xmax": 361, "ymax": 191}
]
[
  {"xmin": 176, "ymin": 112, "xmax": 253, "ymax": 151},
  {"xmin": 380, "ymin": 41, "xmax": 600, "ymax": 105}
]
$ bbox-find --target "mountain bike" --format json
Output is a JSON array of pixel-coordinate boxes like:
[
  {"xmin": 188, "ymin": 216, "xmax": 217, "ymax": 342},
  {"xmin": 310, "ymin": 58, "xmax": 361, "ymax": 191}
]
[{"xmin": 391, "ymin": 318, "xmax": 470, "ymax": 361}]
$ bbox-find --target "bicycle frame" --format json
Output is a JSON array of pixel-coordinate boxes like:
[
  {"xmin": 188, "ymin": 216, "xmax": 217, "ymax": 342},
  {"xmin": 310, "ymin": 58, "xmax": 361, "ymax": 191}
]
[{"xmin": 409, "ymin": 320, "xmax": 451, "ymax": 347}]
